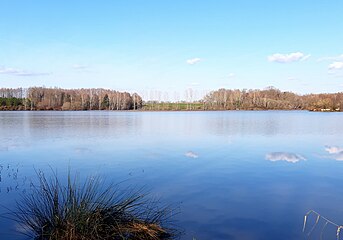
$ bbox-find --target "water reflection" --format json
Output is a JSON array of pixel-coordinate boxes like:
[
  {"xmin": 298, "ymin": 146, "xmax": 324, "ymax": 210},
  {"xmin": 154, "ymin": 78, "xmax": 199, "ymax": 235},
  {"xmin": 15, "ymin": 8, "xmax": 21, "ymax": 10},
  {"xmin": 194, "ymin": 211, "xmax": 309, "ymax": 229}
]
[
  {"xmin": 184, "ymin": 151, "xmax": 199, "ymax": 159},
  {"xmin": 324, "ymin": 145, "xmax": 343, "ymax": 161},
  {"xmin": 0, "ymin": 146, "xmax": 8, "ymax": 152},
  {"xmin": 0, "ymin": 163, "xmax": 27, "ymax": 194},
  {"xmin": 265, "ymin": 152, "xmax": 306, "ymax": 163},
  {"xmin": 1, "ymin": 111, "xmax": 343, "ymax": 240},
  {"xmin": 324, "ymin": 145, "xmax": 343, "ymax": 154},
  {"xmin": 74, "ymin": 147, "xmax": 92, "ymax": 154}
]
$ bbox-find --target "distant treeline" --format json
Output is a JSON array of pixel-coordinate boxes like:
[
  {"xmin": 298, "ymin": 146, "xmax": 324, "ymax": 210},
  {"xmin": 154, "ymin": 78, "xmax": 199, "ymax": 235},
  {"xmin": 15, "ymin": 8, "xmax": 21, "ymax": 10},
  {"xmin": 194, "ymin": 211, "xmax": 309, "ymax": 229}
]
[
  {"xmin": 0, "ymin": 87, "xmax": 142, "ymax": 110},
  {"xmin": 203, "ymin": 87, "xmax": 343, "ymax": 111},
  {"xmin": 1, "ymin": 86, "xmax": 343, "ymax": 111},
  {"xmin": 143, "ymin": 87, "xmax": 343, "ymax": 111}
]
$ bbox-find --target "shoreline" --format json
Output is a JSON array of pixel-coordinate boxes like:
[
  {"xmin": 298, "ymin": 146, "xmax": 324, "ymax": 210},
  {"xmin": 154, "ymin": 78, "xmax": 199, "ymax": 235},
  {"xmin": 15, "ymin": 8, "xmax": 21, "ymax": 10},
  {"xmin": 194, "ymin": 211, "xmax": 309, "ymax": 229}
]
[{"xmin": 0, "ymin": 109, "xmax": 341, "ymax": 112}]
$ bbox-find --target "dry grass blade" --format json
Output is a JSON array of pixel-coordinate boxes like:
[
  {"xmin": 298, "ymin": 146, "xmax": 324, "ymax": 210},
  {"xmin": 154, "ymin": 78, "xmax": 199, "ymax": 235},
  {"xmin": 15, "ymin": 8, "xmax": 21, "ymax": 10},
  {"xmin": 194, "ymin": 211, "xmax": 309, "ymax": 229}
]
[{"xmin": 303, "ymin": 210, "xmax": 343, "ymax": 240}]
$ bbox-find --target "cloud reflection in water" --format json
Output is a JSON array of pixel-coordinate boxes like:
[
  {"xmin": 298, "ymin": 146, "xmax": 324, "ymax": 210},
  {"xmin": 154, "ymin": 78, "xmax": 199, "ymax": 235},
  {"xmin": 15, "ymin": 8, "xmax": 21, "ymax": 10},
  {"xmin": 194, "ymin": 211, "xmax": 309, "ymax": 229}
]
[
  {"xmin": 185, "ymin": 151, "xmax": 199, "ymax": 159},
  {"xmin": 324, "ymin": 146, "xmax": 343, "ymax": 161},
  {"xmin": 266, "ymin": 152, "xmax": 306, "ymax": 163}
]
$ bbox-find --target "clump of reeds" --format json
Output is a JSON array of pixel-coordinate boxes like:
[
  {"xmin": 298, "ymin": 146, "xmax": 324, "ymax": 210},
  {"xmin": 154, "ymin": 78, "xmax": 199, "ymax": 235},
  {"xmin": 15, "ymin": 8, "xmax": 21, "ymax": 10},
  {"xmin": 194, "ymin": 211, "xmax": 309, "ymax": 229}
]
[{"xmin": 10, "ymin": 171, "xmax": 177, "ymax": 240}]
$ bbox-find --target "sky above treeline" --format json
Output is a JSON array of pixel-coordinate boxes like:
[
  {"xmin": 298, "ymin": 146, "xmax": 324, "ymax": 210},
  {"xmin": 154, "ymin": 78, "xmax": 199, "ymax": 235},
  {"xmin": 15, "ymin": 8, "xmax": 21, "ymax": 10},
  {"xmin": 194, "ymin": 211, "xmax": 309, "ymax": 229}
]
[{"xmin": 1, "ymin": 0, "xmax": 343, "ymax": 99}]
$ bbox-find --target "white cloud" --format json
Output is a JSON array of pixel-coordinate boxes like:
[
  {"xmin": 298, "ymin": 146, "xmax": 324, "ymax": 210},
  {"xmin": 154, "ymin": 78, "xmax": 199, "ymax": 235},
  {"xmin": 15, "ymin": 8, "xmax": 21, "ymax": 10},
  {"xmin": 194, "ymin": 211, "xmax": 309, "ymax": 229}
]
[
  {"xmin": 185, "ymin": 151, "xmax": 199, "ymax": 158},
  {"xmin": 0, "ymin": 66, "xmax": 51, "ymax": 76},
  {"xmin": 266, "ymin": 152, "xmax": 306, "ymax": 163},
  {"xmin": 268, "ymin": 52, "xmax": 310, "ymax": 63},
  {"xmin": 186, "ymin": 58, "xmax": 201, "ymax": 65},
  {"xmin": 328, "ymin": 62, "xmax": 343, "ymax": 70},
  {"xmin": 228, "ymin": 73, "xmax": 235, "ymax": 78}
]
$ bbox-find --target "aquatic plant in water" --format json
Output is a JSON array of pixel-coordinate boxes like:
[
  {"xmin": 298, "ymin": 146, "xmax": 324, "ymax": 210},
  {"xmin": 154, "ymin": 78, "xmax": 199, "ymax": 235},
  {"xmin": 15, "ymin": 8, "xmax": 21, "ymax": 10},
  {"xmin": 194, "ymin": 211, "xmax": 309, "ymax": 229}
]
[
  {"xmin": 303, "ymin": 210, "xmax": 343, "ymax": 240},
  {"xmin": 8, "ymin": 171, "xmax": 177, "ymax": 240}
]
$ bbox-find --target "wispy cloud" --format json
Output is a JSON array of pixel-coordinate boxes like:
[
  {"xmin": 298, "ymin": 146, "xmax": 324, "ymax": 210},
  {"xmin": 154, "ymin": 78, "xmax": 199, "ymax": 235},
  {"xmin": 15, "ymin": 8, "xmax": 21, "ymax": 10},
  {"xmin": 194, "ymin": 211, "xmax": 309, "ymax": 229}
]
[
  {"xmin": 324, "ymin": 145, "xmax": 343, "ymax": 161},
  {"xmin": 72, "ymin": 64, "xmax": 90, "ymax": 70},
  {"xmin": 190, "ymin": 82, "xmax": 200, "ymax": 87},
  {"xmin": 228, "ymin": 73, "xmax": 235, "ymax": 78},
  {"xmin": 0, "ymin": 66, "xmax": 51, "ymax": 77},
  {"xmin": 15, "ymin": 72, "xmax": 51, "ymax": 76},
  {"xmin": 186, "ymin": 58, "xmax": 201, "ymax": 65},
  {"xmin": 0, "ymin": 68, "xmax": 18, "ymax": 75},
  {"xmin": 328, "ymin": 62, "xmax": 343, "ymax": 70},
  {"xmin": 318, "ymin": 54, "xmax": 343, "ymax": 62},
  {"xmin": 266, "ymin": 152, "xmax": 306, "ymax": 163},
  {"xmin": 268, "ymin": 52, "xmax": 310, "ymax": 63},
  {"xmin": 185, "ymin": 151, "xmax": 199, "ymax": 158}
]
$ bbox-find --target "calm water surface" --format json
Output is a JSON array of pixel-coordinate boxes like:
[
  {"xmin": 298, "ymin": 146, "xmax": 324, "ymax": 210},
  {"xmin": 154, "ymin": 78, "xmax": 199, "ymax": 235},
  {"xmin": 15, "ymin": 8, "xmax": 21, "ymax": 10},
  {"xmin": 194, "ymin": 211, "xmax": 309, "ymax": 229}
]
[{"xmin": 1, "ymin": 111, "xmax": 343, "ymax": 239}]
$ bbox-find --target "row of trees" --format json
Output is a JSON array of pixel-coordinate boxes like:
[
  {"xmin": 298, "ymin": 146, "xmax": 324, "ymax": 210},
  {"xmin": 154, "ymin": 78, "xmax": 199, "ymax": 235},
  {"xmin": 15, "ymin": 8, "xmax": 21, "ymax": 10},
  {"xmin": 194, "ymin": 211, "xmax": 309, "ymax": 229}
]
[
  {"xmin": 203, "ymin": 87, "xmax": 343, "ymax": 111},
  {"xmin": 1, "ymin": 86, "xmax": 343, "ymax": 111},
  {"xmin": 0, "ymin": 97, "xmax": 24, "ymax": 110},
  {"xmin": 0, "ymin": 87, "xmax": 142, "ymax": 111},
  {"xmin": 0, "ymin": 88, "xmax": 27, "ymax": 99}
]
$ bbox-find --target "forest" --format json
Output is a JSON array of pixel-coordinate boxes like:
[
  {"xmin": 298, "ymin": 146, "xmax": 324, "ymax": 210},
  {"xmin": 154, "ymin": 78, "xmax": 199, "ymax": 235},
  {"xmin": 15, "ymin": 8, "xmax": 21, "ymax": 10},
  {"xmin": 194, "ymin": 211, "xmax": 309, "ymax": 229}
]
[
  {"xmin": 140, "ymin": 87, "xmax": 343, "ymax": 111},
  {"xmin": 202, "ymin": 87, "xmax": 343, "ymax": 111},
  {"xmin": 0, "ymin": 87, "xmax": 142, "ymax": 110},
  {"xmin": 1, "ymin": 86, "xmax": 342, "ymax": 111}
]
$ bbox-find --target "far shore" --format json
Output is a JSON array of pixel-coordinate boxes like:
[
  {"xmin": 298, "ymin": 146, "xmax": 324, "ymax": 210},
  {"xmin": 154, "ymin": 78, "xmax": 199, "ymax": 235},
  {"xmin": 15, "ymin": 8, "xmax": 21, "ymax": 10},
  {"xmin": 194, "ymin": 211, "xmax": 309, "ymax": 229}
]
[
  {"xmin": 0, "ymin": 108, "xmax": 341, "ymax": 112},
  {"xmin": 2, "ymin": 86, "xmax": 343, "ymax": 112}
]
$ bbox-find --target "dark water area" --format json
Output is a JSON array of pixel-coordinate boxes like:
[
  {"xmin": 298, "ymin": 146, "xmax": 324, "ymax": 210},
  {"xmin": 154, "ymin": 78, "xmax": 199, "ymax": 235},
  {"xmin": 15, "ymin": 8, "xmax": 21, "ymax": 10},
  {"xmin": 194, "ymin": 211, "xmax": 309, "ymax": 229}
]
[{"xmin": 1, "ymin": 111, "xmax": 343, "ymax": 240}]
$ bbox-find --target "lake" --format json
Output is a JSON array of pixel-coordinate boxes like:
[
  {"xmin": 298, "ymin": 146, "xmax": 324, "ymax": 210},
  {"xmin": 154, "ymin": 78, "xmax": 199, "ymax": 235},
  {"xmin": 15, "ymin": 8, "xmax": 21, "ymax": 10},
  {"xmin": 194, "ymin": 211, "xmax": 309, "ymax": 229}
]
[{"xmin": 1, "ymin": 111, "xmax": 343, "ymax": 240}]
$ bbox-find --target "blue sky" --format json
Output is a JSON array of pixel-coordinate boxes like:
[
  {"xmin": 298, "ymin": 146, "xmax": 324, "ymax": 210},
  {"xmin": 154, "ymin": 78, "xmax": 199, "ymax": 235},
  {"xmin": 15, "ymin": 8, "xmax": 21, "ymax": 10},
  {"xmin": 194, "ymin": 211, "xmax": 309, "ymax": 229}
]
[{"xmin": 1, "ymin": 0, "xmax": 343, "ymax": 99}]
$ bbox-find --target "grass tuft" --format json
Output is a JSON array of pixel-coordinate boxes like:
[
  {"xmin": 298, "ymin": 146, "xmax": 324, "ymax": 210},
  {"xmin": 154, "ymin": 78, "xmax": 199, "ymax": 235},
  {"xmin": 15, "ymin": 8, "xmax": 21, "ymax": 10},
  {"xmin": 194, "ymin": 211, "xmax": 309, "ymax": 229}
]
[{"xmin": 9, "ymin": 170, "xmax": 177, "ymax": 240}]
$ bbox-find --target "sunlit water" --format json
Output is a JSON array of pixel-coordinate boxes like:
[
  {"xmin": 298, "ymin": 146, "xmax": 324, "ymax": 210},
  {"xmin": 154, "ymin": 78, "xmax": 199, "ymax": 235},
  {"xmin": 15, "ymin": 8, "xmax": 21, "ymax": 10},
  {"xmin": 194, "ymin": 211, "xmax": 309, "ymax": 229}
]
[{"xmin": 1, "ymin": 111, "xmax": 343, "ymax": 240}]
